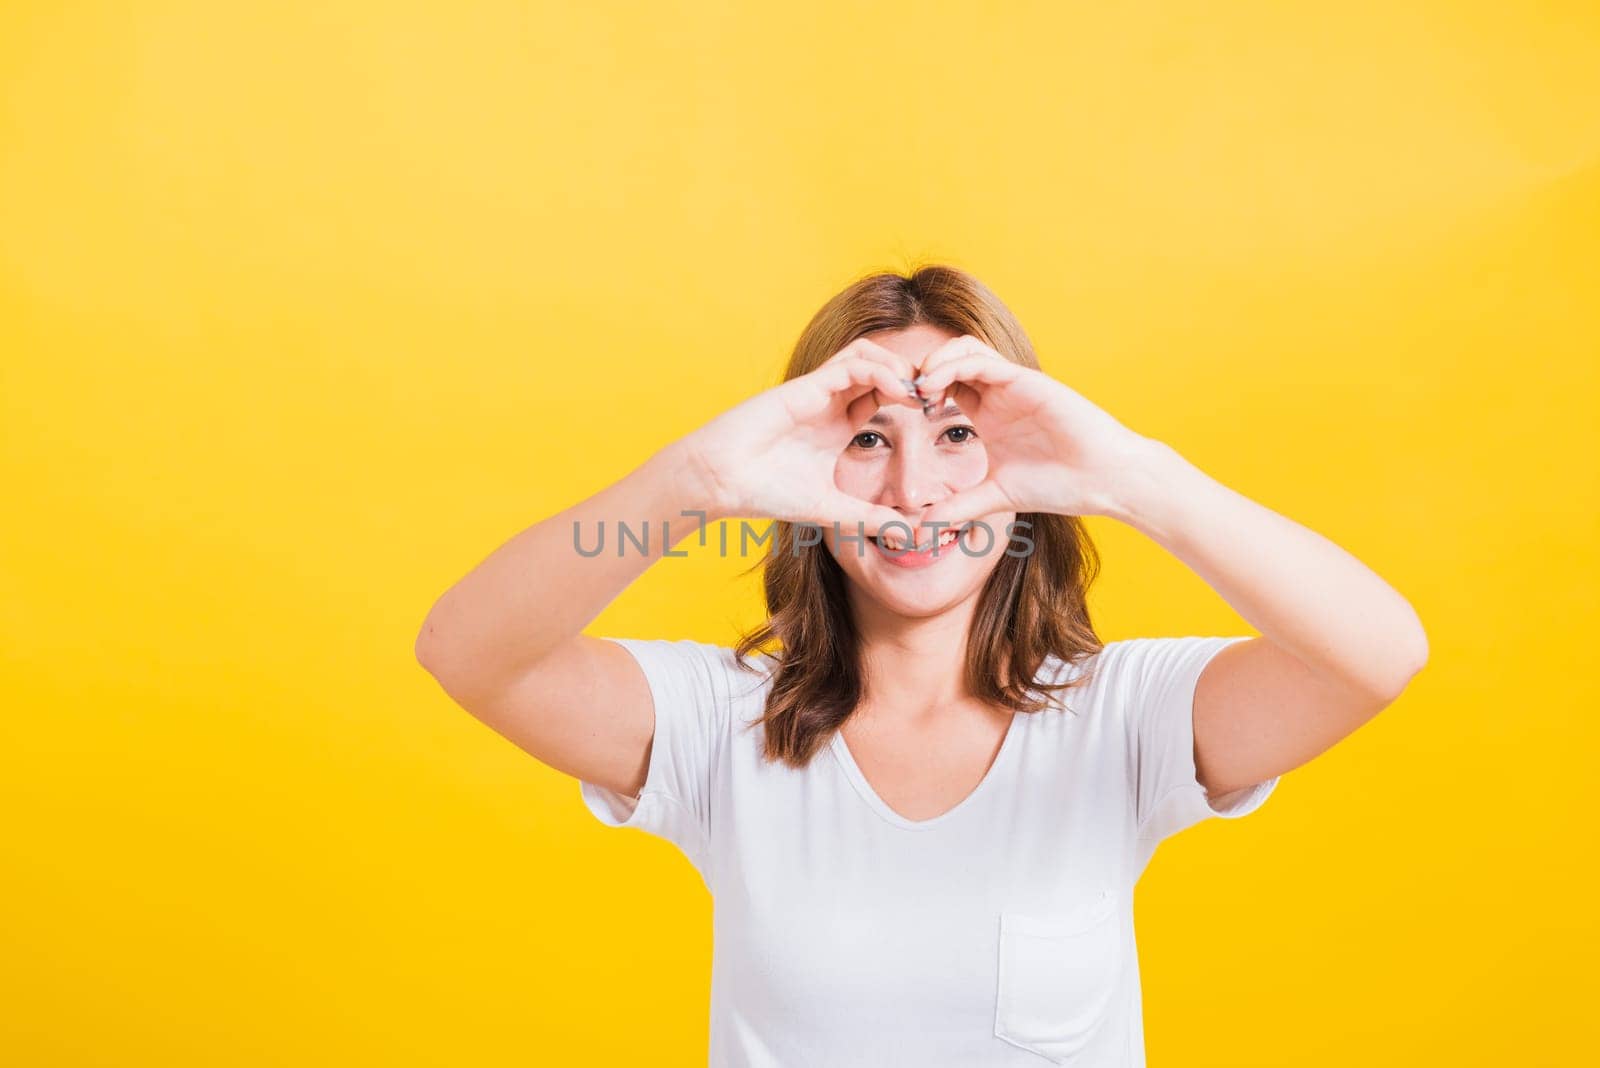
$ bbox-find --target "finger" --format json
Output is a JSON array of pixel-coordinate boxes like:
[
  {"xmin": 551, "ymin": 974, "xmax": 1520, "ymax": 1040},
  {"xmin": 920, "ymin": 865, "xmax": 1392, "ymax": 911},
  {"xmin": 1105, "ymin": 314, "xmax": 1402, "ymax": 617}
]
[
  {"xmin": 920, "ymin": 479, "xmax": 1017, "ymax": 532},
  {"xmin": 914, "ymin": 351, "xmax": 1022, "ymax": 398},
  {"xmin": 845, "ymin": 389, "xmax": 890, "ymax": 429},
  {"xmin": 919, "ymin": 379, "xmax": 985, "ymax": 420},
  {"xmin": 844, "ymin": 385, "xmax": 930, "ymax": 430},
  {"xmin": 823, "ymin": 337, "xmax": 920, "ymax": 387},
  {"xmin": 913, "ymin": 334, "xmax": 1000, "ymax": 384},
  {"xmin": 815, "ymin": 492, "xmax": 910, "ymax": 541},
  {"xmin": 905, "ymin": 336, "xmax": 962, "ymax": 412},
  {"xmin": 813, "ymin": 356, "xmax": 923, "ymax": 417},
  {"xmin": 915, "ymin": 340, "xmax": 1011, "ymax": 415}
]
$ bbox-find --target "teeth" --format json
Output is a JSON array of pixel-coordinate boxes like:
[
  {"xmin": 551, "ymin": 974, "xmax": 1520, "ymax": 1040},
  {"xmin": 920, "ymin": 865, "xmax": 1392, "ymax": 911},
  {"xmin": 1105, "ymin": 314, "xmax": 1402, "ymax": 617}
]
[{"xmin": 876, "ymin": 528, "xmax": 962, "ymax": 552}]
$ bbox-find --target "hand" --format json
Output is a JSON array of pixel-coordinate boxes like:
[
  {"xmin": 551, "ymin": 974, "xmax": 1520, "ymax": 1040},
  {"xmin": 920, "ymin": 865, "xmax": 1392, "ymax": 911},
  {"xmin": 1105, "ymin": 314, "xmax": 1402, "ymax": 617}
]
[
  {"xmin": 675, "ymin": 339, "xmax": 926, "ymax": 537},
  {"xmin": 910, "ymin": 335, "xmax": 1160, "ymax": 529}
]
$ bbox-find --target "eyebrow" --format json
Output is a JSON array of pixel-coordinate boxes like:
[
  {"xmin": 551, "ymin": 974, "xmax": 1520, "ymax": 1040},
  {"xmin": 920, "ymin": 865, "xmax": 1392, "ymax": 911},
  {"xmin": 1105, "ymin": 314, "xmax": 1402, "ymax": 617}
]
[{"xmin": 866, "ymin": 403, "xmax": 962, "ymax": 426}]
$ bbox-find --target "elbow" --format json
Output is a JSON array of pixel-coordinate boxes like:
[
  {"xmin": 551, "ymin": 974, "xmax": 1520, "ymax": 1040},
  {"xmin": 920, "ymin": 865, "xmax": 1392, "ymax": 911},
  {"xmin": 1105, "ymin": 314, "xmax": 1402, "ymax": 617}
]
[
  {"xmin": 1390, "ymin": 654, "xmax": 1427, "ymax": 704},
  {"xmin": 1410, "ymin": 637, "xmax": 1430, "ymax": 679},
  {"xmin": 415, "ymin": 633, "xmax": 437, "ymax": 672},
  {"xmin": 415, "ymin": 627, "xmax": 477, "ymax": 706},
  {"xmin": 1405, "ymin": 612, "xmax": 1430, "ymax": 679},
  {"xmin": 1387, "ymin": 622, "xmax": 1430, "ymax": 701},
  {"xmin": 414, "ymin": 612, "xmax": 448, "ymax": 674},
  {"xmin": 414, "ymin": 586, "xmax": 464, "ymax": 673}
]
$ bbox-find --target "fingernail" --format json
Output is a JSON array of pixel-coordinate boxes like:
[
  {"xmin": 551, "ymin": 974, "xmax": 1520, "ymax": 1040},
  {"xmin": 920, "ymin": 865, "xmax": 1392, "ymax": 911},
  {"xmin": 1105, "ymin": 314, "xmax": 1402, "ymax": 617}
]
[
  {"xmin": 901, "ymin": 378, "xmax": 918, "ymax": 397},
  {"xmin": 912, "ymin": 374, "xmax": 928, "ymax": 386}
]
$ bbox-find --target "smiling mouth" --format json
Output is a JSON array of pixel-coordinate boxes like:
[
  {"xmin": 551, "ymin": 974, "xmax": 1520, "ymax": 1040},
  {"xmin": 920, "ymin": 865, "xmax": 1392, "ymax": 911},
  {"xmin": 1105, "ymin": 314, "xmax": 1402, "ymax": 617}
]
[{"xmin": 870, "ymin": 527, "xmax": 963, "ymax": 554}]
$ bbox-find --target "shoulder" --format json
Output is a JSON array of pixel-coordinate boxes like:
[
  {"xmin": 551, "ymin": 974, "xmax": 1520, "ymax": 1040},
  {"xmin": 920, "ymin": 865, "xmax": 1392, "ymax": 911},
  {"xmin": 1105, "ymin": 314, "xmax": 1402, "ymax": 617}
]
[
  {"xmin": 1065, "ymin": 636, "xmax": 1251, "ymax": 729},
  {"xmin": 604, "ymin": 636, "xmax": 777, "ymax": 707},
  {"xmin": 1074, "ymin": 635, "xmax": 1242, "ymax": 681},
  {"xmin": 1029, "ymin": 638, "xmax": 1212, "ymax": 713},
  {"xmin": 1023, "ymin": 648, "xmax": 1102, "ymax": 719}
]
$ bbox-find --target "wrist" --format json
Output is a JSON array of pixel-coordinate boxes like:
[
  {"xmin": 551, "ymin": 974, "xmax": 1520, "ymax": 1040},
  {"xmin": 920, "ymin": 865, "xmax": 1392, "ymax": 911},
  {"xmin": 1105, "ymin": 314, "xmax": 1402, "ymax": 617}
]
[
  {"xmin": 1098, "ymin": 436, "xmax": 1201, "ymax": 536},
  {"xmin": 649, "ymin": 437, "xmax": 735, "ymax": 524}
]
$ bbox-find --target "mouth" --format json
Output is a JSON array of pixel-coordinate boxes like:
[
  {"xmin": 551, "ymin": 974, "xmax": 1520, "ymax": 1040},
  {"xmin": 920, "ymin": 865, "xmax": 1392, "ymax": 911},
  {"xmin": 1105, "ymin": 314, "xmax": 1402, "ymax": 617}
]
[{"xmin": 868, "ymin": 525, "xmax": 965, "ymax": 567}]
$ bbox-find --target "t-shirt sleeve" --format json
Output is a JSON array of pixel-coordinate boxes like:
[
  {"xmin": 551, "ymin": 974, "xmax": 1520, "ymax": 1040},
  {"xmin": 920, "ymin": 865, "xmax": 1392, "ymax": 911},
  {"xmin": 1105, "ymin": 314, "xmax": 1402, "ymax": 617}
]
[
  {"xmin": 577, "ymin": 636, "xmax": 730, "ymax": 888},
  {"xmin": 1112, "ymin": 635, "xmax": 1281, "ymax": 844}
]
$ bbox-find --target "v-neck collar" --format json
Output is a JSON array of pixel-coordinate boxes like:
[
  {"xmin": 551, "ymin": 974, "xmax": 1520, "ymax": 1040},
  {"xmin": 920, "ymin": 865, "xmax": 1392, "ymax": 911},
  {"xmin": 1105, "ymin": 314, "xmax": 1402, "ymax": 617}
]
[{"xmin": 829, "ymin": 710, "xmax": 1024, "ymax": 832}]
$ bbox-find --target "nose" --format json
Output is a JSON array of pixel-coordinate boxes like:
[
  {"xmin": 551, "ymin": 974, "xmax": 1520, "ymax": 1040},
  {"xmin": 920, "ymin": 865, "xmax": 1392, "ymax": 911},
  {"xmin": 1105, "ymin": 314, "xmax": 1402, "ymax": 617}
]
[{"xmin": 884, "ymin": 435, "xmax": 948, "ymax": 526}]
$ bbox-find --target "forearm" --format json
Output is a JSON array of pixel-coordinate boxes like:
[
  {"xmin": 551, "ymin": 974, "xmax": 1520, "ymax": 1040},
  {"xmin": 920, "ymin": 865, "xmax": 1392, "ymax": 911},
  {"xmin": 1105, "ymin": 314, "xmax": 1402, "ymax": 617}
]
[
  {"xmin": 1107, "ymin": 438, "xmax": 1429, "ymax": 701},
  {"xmin": 415, "ymin": 439, "xmax": 725, "ymax": 693}
]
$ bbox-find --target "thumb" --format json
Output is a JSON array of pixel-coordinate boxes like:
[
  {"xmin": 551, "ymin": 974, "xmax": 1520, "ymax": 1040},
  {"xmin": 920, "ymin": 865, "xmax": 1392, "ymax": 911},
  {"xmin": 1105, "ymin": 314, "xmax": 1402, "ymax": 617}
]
[
  {"xmin": 921, "ymin": 480, "xmax": 1014, "ymax": 533},
  {"xmin": 817, "ymin": 492, "xmax": 909, "ymax": 541}
]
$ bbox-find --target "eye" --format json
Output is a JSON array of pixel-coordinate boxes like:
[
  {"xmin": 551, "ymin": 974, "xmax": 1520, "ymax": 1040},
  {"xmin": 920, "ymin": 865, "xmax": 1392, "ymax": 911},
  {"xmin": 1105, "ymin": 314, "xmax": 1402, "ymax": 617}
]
[
  {"xmin": 850, "ymin": 431, "xmax": 885, "ymax": 449},
  {"xmin": 942, "ymin": 424, "xmax": 979, "ymax": 444}
]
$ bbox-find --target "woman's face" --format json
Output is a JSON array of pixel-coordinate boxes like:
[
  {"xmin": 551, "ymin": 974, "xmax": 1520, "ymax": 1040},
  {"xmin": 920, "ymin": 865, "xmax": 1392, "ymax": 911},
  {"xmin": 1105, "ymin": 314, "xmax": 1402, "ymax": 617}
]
[{"xmin": 822, "ymin": 324, "xmax": 1017, "ymax": 621}]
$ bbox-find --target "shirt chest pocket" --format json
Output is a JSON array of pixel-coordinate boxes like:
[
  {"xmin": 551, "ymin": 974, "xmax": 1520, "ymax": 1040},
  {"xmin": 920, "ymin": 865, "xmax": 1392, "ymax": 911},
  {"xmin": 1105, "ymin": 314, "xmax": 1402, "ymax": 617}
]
[{"xmin": 993, "ymin": 888, "xmax": 1124, "ymax": 1064}]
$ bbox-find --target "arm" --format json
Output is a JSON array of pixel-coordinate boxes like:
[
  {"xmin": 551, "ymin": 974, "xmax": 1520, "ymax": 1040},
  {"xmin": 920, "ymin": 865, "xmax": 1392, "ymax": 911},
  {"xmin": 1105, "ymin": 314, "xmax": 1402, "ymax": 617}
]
[
  {"xmin": 415, "ymin": 440, "xmax": 724, "ymax": 698},
  {"xmin": 907, "ymin": 336, "xmax": 1427, "ymax": 803},
  {"xmin": 1107, "ymin": 438, "xmax": 1430, "ymax": 799},
  {"xmin": 415, "ymin": 440, "xmax": 728, "ymax": 797},
  {"xmin": 415, "ymin": 340, "xmax": 920, "ymax": 798}
]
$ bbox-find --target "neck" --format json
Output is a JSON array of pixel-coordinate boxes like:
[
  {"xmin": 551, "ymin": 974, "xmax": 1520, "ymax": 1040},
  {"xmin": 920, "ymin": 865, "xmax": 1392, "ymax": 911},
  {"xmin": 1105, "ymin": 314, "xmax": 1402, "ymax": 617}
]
[{"xmin": 850, "ymin": 595, "xmax": 985, "ymax": 723}]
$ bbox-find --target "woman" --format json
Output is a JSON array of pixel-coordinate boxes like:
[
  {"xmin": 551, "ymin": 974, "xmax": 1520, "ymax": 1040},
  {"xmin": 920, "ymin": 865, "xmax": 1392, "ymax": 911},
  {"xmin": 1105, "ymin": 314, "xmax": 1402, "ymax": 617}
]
[{"xmin": 415, "ymin": 265, "xmax": 1428, "ymax": 1066}]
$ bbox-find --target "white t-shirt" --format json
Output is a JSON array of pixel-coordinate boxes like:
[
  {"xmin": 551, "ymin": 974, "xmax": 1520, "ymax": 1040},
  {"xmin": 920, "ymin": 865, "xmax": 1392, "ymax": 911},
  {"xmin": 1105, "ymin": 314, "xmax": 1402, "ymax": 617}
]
[{"xmin": 579, "ymin": 634, "xmax": 1280, "ymax": 1067}]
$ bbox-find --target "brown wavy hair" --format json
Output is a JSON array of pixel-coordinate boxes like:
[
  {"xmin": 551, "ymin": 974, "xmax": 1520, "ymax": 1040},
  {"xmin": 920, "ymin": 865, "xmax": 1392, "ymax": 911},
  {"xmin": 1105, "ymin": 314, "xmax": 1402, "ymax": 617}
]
[{"xmin": 730, "ymin": 263, "xmax": 1105, "ymax": 768}]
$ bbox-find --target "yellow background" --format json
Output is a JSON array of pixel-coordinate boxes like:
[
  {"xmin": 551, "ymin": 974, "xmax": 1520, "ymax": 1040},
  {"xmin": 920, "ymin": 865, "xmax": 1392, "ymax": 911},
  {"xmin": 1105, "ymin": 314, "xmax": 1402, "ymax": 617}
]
[{"xmin": 3, "ymin": 2, "xmax": 1596, "ymax": 1064}]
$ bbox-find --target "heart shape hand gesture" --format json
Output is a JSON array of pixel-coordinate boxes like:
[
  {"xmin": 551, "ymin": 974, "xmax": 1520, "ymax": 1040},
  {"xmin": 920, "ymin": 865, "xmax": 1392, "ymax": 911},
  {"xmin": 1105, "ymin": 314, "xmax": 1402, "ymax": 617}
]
[{"xmin": 676, "ymin": 333, "xmax": 1159, "ymax": 543}]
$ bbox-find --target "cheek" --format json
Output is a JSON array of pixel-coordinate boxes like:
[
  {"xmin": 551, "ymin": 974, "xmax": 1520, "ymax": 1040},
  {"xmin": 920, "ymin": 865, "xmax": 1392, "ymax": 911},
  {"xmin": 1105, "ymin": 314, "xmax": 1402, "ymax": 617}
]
[
  {"xmin": 835, "ymin": 445, "xmax": 990, "ymax": 489},
  {"xmin": 833, "ymin": 455, "xmax": 874, "ymax": 497},
  {"xmin": 949, "ymin": 446, "xmax": 990, "ymax": 487}
]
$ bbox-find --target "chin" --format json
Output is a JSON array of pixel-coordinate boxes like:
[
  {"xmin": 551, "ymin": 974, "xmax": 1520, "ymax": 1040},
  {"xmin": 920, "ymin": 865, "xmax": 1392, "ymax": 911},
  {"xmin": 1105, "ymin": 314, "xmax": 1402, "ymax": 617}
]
[
  {"xmin": 867, "ymin": 587, "xmax": 980, "ymax": 621},
  {"xmin": 840, "ymin": 554, "xmax": 999, "ymax": 618}
]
